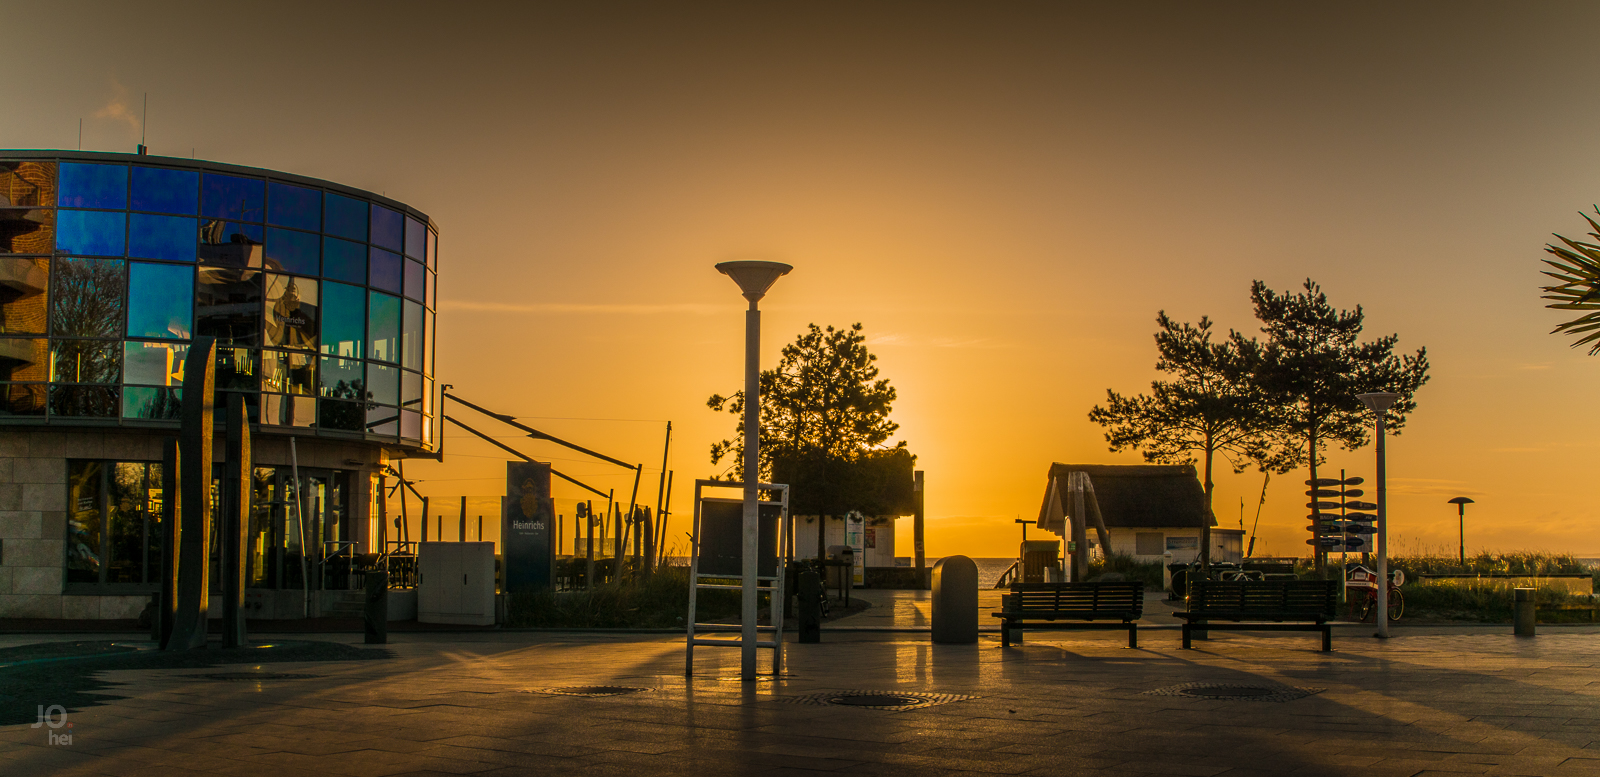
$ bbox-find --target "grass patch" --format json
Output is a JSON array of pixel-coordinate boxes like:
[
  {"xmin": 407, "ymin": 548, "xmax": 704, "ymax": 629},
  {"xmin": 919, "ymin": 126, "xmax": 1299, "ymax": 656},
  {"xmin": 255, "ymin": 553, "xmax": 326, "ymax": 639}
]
[{"xmin": 1088, "ymin": 553, "xmax": 1165, "ymax": 588}]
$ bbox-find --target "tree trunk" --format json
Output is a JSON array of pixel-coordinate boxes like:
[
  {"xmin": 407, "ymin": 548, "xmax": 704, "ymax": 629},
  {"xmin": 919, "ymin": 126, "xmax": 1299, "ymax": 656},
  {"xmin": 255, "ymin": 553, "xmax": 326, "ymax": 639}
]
[
  {"xmin": 1201, "ymin": 444, "xmax": 1214, "ymax": 573},
  {"xmin": 1309, "ymin": 425, "xmax": 1322, "ymax": 572}
]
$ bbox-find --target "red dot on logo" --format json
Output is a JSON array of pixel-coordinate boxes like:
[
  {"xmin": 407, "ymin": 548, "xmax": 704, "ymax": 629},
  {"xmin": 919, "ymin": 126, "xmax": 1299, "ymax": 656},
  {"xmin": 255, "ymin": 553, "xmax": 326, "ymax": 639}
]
[{"xmin": 67, "ymin": 723, "xmax": 74, "ymax": 729}]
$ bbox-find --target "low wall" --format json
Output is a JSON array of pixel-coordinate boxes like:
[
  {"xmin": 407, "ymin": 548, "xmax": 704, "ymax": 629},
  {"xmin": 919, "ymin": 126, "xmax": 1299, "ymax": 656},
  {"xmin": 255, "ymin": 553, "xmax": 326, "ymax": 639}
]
[
  {"xmin": 1417, "ymin": 574, "xmax": 1594, "ymax": 596},
  {"xmin": 862, "ymin": 566, "xmax": 927, "ymax": 590}
]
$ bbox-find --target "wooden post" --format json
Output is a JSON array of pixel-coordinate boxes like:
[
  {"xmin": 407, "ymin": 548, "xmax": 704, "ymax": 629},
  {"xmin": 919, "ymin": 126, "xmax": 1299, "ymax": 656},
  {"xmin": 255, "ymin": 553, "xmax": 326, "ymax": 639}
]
[{"xmin": 913, "ymin": 470, "xmax": 926, "ymax": 589}]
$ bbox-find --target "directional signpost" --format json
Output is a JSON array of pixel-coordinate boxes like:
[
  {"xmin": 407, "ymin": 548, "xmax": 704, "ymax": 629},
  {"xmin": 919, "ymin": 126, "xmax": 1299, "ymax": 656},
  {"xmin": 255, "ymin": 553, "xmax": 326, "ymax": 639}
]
[{"xmin": 1307, "ymin": 472, "xmax": 1368, "ymax": 603}]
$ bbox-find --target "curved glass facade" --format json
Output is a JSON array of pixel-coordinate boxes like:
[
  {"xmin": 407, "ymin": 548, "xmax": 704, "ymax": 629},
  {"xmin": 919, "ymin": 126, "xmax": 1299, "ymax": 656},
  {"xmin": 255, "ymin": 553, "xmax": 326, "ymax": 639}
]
[{"xmin": 0, "ymin": 152, "xmax": 437, "ymax": 450}]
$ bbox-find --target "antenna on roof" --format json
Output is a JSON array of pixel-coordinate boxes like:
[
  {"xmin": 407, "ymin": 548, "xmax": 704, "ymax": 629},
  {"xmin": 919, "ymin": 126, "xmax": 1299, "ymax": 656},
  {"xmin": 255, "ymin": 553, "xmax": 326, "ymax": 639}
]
[{"xmin": 137, "ymin": 93, "xmax": 147, "ymax": 155}]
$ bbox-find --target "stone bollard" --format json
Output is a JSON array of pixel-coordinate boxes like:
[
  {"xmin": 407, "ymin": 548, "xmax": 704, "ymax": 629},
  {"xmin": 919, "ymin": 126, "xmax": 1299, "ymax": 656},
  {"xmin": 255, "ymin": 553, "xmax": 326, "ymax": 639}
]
[
  {"xmin": 1514, "ymin": 587, "xmax": 1536, "ymax": 637},
  {"xmin": 932, "ymin": 555, "xmax": 978, "ymax": 644},
  {"xmin": 797, "ymin": 567, "xmax": 822, "ymax": 644},
  {"xmin": 365, "ymin": 570, "xmax": 389, "ymax": 645}
]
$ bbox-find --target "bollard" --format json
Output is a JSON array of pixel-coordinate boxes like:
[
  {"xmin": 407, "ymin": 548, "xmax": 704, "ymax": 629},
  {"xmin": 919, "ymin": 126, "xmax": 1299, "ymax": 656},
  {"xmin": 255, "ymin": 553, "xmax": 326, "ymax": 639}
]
[
  {"xmin": 932, "ymin": 555, "xmax": 978, "ymax": 644},
  {"xmin": 1514, "ymin": 587, "xmax": 1536, "ymax": 637},
  {"xmin": 365, "ymin": 570, "xmax": 389, "ymax": 644},
  {"xmin": 797, "ymin": 567, "xmax": 822, "ymax": 644}
]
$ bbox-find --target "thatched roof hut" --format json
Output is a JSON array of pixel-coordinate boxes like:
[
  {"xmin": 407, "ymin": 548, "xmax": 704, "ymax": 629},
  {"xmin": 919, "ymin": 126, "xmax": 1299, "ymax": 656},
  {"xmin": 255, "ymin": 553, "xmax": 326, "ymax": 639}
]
[{"xmin": 1036, "ymin": 463, "xmax": 1235, "ymax": 562}]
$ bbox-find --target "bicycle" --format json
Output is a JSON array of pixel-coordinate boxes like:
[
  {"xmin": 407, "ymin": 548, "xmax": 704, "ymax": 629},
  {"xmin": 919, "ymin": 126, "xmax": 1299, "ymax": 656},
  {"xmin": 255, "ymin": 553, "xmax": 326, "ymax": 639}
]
[{"xmin": 1347, "ymin": 568, "xmax": 1404, "ymax": 622}]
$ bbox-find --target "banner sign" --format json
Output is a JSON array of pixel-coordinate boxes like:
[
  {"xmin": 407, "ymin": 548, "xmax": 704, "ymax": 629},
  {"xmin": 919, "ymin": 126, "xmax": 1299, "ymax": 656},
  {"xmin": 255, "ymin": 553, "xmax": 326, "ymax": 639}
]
[
  {"xmin": 502, "ymin": 461, "xmax": 553, "ymax": 593},
  {"xmin": 696, "ymin": 498, "xmax": 780, "ymax": 578}
]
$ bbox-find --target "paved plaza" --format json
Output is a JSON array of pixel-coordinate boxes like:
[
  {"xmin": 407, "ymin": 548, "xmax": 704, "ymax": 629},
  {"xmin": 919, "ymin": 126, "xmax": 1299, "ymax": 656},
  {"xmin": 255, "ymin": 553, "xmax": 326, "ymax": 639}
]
[{"xmin": 3, "ymin": 608, "xmax": 1600, "ymax": 777}]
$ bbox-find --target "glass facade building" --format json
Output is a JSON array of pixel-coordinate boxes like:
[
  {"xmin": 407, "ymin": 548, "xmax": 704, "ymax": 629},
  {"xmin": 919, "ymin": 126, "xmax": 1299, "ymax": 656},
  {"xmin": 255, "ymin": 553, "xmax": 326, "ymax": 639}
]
[{"xmin": 0, "ymin": 151, "xmax": 438, "ymax": 448}]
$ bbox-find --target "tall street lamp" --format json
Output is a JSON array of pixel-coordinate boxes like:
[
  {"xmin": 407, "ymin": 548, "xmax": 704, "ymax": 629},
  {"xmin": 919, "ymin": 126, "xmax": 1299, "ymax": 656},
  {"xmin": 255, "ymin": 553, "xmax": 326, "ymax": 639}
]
[
  {"xmin": 1448, "ymin": 496, "xmax": 1475, "ymax": 567},
  {"xmin": 715, "ymin": 260, "xmax": 792, "ymax": 680},
  {"xmin": 1357, "ymin": 392, "xmax": 1399, "ymax": 639}
]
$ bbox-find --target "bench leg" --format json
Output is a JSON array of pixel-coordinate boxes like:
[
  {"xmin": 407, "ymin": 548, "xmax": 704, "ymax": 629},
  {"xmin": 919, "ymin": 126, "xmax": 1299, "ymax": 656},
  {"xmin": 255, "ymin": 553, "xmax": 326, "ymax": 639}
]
[
  {"xmin": 1127, "ymin": 624, "xmax": 1137, "ymax": 649},
  {"xmin": 1321, "ymin": 625, "xmax": 1331, "ymax": 653},
  {"xmin": 1181, "ymin": 623, "xmax": 1191, "ymax": 649},
  {"xmin": 1001, "ymin": 621, "xmax": 1011, "ymax": 648}
]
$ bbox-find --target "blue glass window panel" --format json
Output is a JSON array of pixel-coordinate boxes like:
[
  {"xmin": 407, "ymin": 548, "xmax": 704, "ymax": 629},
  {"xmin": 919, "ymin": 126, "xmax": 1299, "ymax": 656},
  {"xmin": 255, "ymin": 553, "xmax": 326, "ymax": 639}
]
[
  {"xmin": 265, "ymin": 228, "xmax": 319, "ymax": 275},
  {"xmin": 403, "ymin": 259, "xmax": 425, "ymax": 302},
  {"xmin": 405, "ymin": 217, "xmax": 426, "ymax": 260},
  {"xmin": 128, "ymin": 214, "xmax": 197, "ymax": 262},
  {"xmin": 200, "ymin": 221, "xmax": 264, "ymax": 246},
  {"xmin": 57, "ymin": 210, "xmax": 126, "ymax": 256},
  {"xmin": 131, "ymin": 167, "xmax": 198, "ymax": 214},
  {"xmin": 59, "ymin": 163, "xmax": 127, "ymax": 209},
  {"xmin": 370, "ymin": 206, "xmax": 403, "ymax": 252},
  {"xmin": 126, "ymin": 262, "xmax": 194, "ymax": 340},
  {"xmin": 367, "ymin": 291, "xmax": 400, "ymax": 364},
  {"xmin": 268, "ymin": 182, "xmax": 321, "ymax": 231},
  {"xmin": 366, "ymin": 363, "xmax": 398, "ymax": 406},
  {"xmin": 201, "ymin": 174, "xmax": 264, "ymax": 223},
  {"xmin": 401, "ymin": 299, "xmax": 423, "ymax": 370},
  {"xmin": 324, "ymin": 193, "xmax": 367, "ymax": 241},
  {"xmin": 321, "ymin": 281, "xmax": 364, "ymax": 359},
  {"xmin": 369, "ymin": 247, "xmax": 402, "ymax": 293},
  {"xmin": 322, "ymin": 237, "xmax": 365, "ymax": 284}
]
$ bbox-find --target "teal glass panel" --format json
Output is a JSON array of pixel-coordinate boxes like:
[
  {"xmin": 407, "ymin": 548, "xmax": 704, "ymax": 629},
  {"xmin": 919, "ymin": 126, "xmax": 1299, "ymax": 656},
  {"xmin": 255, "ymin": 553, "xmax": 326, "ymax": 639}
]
[
  {"xmin": 51, "ymin": 257, "xmax": 125, "ymax": 337},
  {"xmin": 403, "ymin": 259, "xmax": 425, "ymax": 302},
  {"xmin": 370, "ymin": 206, "xmax": 403, "ymax": 252},
  {"xmin": 319, "ymin": 355, "xmax": 364, "ymax": 399},
  {"xmin": 405, "ymin": 216, "xmax": 426, "ymax": 260},
  {"xmin": 122, "ymin": 386, "xmax": 181, "ymax": 420},
  {"xmin": 366, "ymin": 362, "xmax": 397, "ymax": 405},
  {"xmin": 265, "ymin": 228, "xmax": 318, "ymax": 275},
  {"xmin": 126, "ymin": 262, "xmax": 194, "ymax": 340},
  {"xmin": 57, "ymin": 210, "xmax": 126, "ymax": 256},
  {"xmin": 267, "ymin": 181, "xmax": 320, "ymax": 231},
  {"xmin": 122, "ymin": 341, "xmax": 186, "ymax": 385},
  {"xmin": 369, "ymin": 247, "xmax": 401, "ymax": 293},
  {"xmin": 322, "ymin": 237, "xmax": 365, "ymax": 284},
  {"xmin": 131, "ymin": 167, "xmax": 198, "ymax": 214},
  {"xmin": 128, "ymin": 213, "xmax": 197, "ymax": 262},
  {"xmin": 59, "ymin": 163, "xmax": 127, "ymax": 209},
  {"xmin": 324, "ymin": 193, "xmax": 367, "ymax": 241},
  {"xmin": 367, "ymin": 291, "xmax": 399, "ymax": 364},
  {"xmin": 320, "ymin": 281, "xmax": 364, "ymax": 358},
  {"xmin": 202, "ymin": 174, "xmax": 264, "ymax": 223},
  {"xmin": 401, "ymin": 299, "xmax": 422, "ymax": 370}
]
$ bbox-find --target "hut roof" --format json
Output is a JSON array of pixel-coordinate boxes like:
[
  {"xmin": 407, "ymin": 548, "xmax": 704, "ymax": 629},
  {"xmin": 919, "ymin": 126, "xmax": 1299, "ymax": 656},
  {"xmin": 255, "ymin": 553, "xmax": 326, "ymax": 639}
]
[{"xmin": 1038, "ymin": 463, "xmax": 1213, "ymax": 531}]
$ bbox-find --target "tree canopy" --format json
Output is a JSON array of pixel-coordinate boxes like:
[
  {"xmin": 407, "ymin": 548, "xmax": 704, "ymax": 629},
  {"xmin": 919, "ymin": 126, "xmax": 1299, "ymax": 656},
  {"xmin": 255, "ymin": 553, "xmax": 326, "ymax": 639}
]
[{"xmin": 1541, "ymin": 209, "xmax": 1600, "ymax": 354}]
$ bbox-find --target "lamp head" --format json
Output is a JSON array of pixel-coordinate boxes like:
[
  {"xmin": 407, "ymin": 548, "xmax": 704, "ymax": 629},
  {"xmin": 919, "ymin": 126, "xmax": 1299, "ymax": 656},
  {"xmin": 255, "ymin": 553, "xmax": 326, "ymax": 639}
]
[
  {"xmin": 1447, "ymin": 496, "xmax": 1475, "ymax": 506},
  {"xmin": 715, "ymin": 260, "xmax": 793, "ymax": 303},
  {"xmin": 1357, "ymin": 392, "xmax": 1400, "ymax": 413}
]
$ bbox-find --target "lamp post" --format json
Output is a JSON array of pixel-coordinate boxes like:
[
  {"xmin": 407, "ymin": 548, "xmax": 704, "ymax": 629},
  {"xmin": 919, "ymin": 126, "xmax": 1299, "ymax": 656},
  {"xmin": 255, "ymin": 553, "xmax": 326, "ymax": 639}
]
[
  {"xmin": 715, "ymin": 260, "xmax": 792, "ymax": 680},
  {"xmin": 1448, "ymin": 496, "xmax": 1475, "ymax": 567},
  {"xmin": 1357, "ymin": 392, "xmax": 1399, "ymax": 638}
]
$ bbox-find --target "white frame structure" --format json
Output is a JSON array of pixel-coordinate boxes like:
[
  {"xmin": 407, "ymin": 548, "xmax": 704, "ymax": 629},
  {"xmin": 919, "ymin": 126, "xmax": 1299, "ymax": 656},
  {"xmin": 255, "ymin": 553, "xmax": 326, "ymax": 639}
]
[{"xmin": 685, "ymin": 478, "xmax": 790, "ymax": 677}]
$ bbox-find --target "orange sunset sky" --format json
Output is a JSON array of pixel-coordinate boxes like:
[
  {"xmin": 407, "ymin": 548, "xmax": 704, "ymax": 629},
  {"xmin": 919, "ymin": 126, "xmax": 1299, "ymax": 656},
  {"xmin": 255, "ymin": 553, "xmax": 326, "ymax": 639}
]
[{"xmin": 6, "ymin": 2, "xmax": 1600, "ymax": 558}]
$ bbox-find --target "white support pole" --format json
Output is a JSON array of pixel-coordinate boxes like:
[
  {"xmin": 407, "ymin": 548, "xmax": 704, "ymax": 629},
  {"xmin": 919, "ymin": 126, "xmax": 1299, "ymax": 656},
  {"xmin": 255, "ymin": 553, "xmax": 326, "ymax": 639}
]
[
  {"xmin": 1374, "ymin": 412, "xmax": 1389, "ymax": 638},
  {"xmin": 741, "ymin": 299, "xmax": 761, "ymax": 680}
]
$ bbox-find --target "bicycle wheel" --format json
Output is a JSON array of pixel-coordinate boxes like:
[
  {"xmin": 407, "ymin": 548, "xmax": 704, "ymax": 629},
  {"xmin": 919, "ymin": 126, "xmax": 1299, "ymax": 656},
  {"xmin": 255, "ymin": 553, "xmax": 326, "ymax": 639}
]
[
  {"xmin": 1387, "ymin": 587, "xmax": 1403, "ymax": 621},
  {"xmin": 1357, "ymin": 591, "xmax": 1375, "ymax": 622}
]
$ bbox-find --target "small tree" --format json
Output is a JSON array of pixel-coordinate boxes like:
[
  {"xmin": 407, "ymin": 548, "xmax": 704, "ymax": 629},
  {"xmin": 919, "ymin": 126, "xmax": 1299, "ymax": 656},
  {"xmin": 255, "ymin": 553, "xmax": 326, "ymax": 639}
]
[
  {"xmin": 1089, "ymin": 313, "xmax": 1282, "ymax": 568},
  {"xmin": 708, "ymin": 323, "xmax": 910, "ymax": 557},
  {"xmin": 1250, "ymin": 279, "xmax": 1429, "ymax": 568},
  {"xmin": 1541, "ymin": 209, "xmax": 1600, "ymax": 353}
]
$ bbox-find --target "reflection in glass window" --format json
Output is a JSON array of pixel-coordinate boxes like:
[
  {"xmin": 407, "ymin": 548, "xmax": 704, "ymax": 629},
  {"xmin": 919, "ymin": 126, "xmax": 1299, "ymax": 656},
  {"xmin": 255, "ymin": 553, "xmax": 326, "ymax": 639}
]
[
  {"xmin": 401, "ymin": 369, "xmax": 422, "ymax": 410},
  {"xmin": 320, "ymin": 281, "xmax": 364, "ymax": 358},
  {"xmin": 0, "ymin": 383, "xmax": 46, "ymax": 416},
  {"xmin": 202, "ymin": 174, "xmax": 264, "ymax": 223},
  {"xmin": 401, "ymin": 299, "xmax": 423, "ymax": 370},
  {"xmin": 0, "ymin": 160, "xmax": 57, "ymax": 208},
  {"xmin": 261, "ymin": 393, "xmax": 314, "ymax": 427},
  {"xmin": 404, "ymin": 259, "xmax": 425, "ymax": 303},
  {"xmin": 265, "ymin": 227, "xmax": 319, "ymax": 275},
  {"xmin": 319, "ymin": 355, "xmax": 364, "ymax": 399},
  {"xmin": 422, "ymin": 376, "xmax": 433, "ymax": 416},
  {"xmin": 0, "ymin": 206, "xmax": 55, "ymax": 254},
  {"xmin": 367, "ymin": 404, "xmax": 398, "ymax": 436},
  {"xmin": 422, "ymin": 308, "xmax": 432, "ymax": 375},
  {"xmin": 264, "ymin": 274, "xmax": 319, "ymax": 351},
  {"xmin": 196, "ymin": 266, "xmax": 261, "ymax": 345},
  {"xmin": 428, "ymin": 269, "xmax": 436, "ymax": 310},
  {"xmin": 215, "ymin": 347, "xmax": 257, "ymax": 391},
  {"xmin": 401, "ymin": 410, "xmax": 422, "ymax": 440},
  {"xmin": 367, "ymin": 291, "xmax": 399, "ymax": 363},
  {"xmin": 267, "ymin": 181, "xmax": 321, "ymax": 231},
  {"xmin": 128, "ymin": 213, "xmax": 197, "ymax": 262},
  {"xmin": 405, "ymin": 216, "xmax": 426, "ymax": 260},
  {"xmin": 263, "ymin": 349, "xmax": 316, "ymax": 395},
  {"xmin": 59, "ymin": 163, "xmax": 127, "ymax": 209},
  {"xmin": 370, "ymin": 205, "xmax": 403, "ymax": 251},
  {"xmin": 57, "ymin": 210, "xmax": 126, "ymax": 256},
  {"xmin": 0, "ymin": 337, "xmax": 47, "ymax": 381},
  {"xmin": 369, "ymin": 247, "xmax": 402, "ymax": 293},
  {"xmin": 427, "ymin": 229, "xmax": 436, "ymax": 270},
  {"xmin": 366, "ymin": 362, "xmax": 398, "ymax": 405},
  {"xmin": 122, "ymin": 341, "xmax": 186, "ymax": 386},
  {"xmin": 67, "ymin": 461, "xmax": 105, "ymax": 584},
  {"xmin": 126, "ymin": 262, "xmax": 194, "ymax": 340},
  {"xmin": 123, "ymin": 386, "xmax": 181, "ymax": 420},
  {"xmin": 197, "ymin": 220, "xmax": 264, "ymax": 268},
  {"xmin": 322, "ymin": 237, "xmax": 364, "ymax": 284},
  {"xmin": 1, "ymin": 256, "xmax": 50, "ymax": 335},
  {"xmin": 50, "ymin": 384, "xmax": 118, "ymax": 417},
  {"xmin": 52, "ymin": 340, "xmax": 119, "ymax": 383},
  {"xmin": 319, "ymin": 398, "xmax": 364, "ymax": 431},
  {"xmin": 51, "ymin": 258, "xmax": 125, "ymax": 338},
  {"xmin": 324, "ymin": 193, "xmax": 367, "ymax": 242},
  {"xmin": 131, "ymin": 166, "xmax": 199, "ymax": 215},
  {"xmin": 106, "ymin": 463, "xmax": 151, "ymax": 582}
]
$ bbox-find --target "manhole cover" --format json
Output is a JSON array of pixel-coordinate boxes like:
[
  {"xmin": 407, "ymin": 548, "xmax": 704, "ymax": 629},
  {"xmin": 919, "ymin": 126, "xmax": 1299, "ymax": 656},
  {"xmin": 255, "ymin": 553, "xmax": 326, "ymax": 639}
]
[
  {"xmin": 780, "ymin": 690, "xmax": 976, "ymax": 710},
  {"xmin": 535, "ymin": 686, "xmax": 649, "ymax": 697},
  {"xmin": 193, "ymin": 672, "xmax": 322, "ymax": 681},
  {"xmin": 828, "ymin": 694, "xmax": 931, "ymax": 709},
  {"xmin": 1144, "ymin": 682, "xmax": 1321, "ymax": 702}
]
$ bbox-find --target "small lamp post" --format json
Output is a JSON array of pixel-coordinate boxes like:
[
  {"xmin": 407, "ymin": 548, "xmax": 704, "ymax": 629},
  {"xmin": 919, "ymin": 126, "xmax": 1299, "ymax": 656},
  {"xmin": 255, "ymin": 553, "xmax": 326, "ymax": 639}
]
[
  {"xmin": 715, "ymin": 260, "xmax": 792, "ymax": 680},
  {"xmin": 1447, "ymin": 497, "xmax": 1475, "ymax": 567},
  {"xmin": 1357, "ymin": 392, "xmax": 1399, "ymax": 638}
]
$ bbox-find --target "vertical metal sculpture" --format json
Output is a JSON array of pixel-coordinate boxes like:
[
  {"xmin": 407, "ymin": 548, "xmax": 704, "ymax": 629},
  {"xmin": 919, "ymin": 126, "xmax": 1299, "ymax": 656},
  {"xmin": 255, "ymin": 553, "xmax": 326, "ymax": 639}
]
[
  {"xmin": 167, "ymin": 336, "xmax": 217, "ymax": 651},
  {"xmin": 159, "ymin": 438, "xmax": 181, "ymax": 650},
  {"xmin": 222, "ymin": 393, "xmax": 251, "ymax": 648}
]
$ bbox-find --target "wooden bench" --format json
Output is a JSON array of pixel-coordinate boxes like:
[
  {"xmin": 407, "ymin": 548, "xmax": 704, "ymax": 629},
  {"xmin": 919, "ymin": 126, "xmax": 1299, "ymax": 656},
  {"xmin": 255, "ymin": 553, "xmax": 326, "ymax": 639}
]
[
  {"xmin": 993, "ymin": 582, "xmax": 1145, "ymax": 648},
  {"xmin": 1173, "ymin": 580, "xmax": 1338, "ymax": 652}
]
